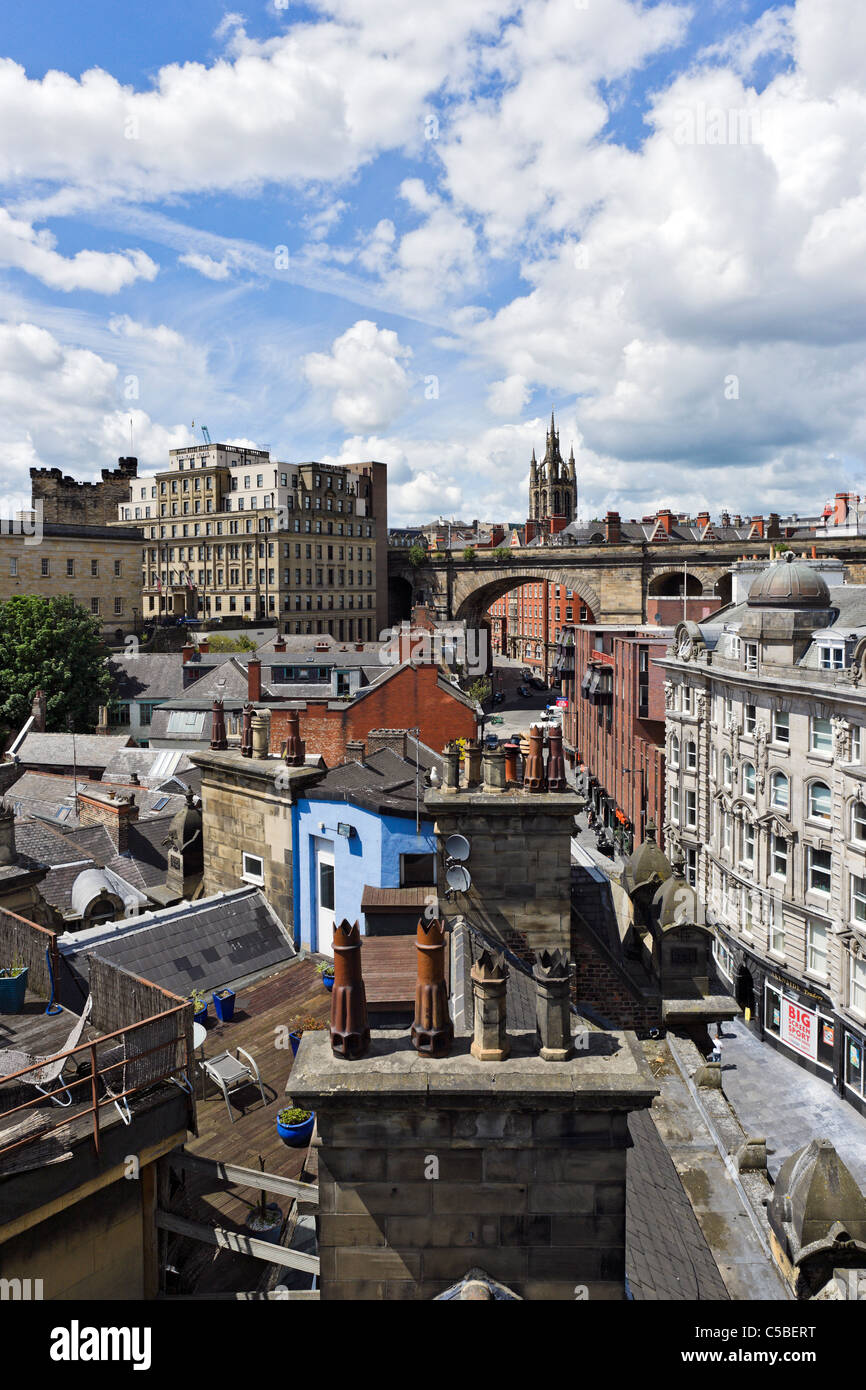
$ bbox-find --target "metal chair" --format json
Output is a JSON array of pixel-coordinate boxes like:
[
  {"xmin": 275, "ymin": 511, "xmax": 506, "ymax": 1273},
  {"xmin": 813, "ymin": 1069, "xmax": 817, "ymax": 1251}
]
[{"xmin": 199, "ymin": 1046, "xmax": 266, "ymax": 1123}]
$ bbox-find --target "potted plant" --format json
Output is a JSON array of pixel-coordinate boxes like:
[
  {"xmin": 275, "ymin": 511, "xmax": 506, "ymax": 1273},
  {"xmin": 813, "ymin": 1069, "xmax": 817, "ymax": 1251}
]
[
  {"xmin": 0, "ymin": 958, "xmax": 27, "ymax": 1014},
  {"xmin": 212, "ymin": 986, "xmax": 236, "ymax": 1023},
  {"xmin": 277, "ymin": 1106, "xmax": 316, "ymax": 1148},
  {"xmin": 317, "ymin": 961, "xmax": 335, "ymax": 992},
  {"xmin": 189, "ymin": 989, "xmax": 208, "ymax": 1026},
  {"xmin": 245, "ymin": 1156, "xmax": 283, "ymax": 1244},
  {"xmin": 288, "ymin": 1014, "xmax": 327, "ymax": 1056}
]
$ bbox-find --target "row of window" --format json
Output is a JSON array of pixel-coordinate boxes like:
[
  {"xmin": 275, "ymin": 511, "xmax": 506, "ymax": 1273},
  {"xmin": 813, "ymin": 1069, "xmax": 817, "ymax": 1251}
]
[
  {"xmin": 10, "ymin": 557, "xmax": 123, "ymax": 578},
  {"xmin": 146, "ymin": 518, "xmax": 374, "ymax": 540}
]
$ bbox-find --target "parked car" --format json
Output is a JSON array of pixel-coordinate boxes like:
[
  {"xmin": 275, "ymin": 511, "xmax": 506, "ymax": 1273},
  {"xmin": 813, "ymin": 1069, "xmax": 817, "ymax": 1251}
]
[
  {"xmin": 516, "ymin": 685, "xmax": 532, "ymax": 698},
  {"xmin": 484, "ymin": 734, "xmax": 499, "ymax": 749},
  {"xmin": 492, "ymin": 691, "xmax": 505, "ymax": 705},
  {"xmin": 530, "ymin": 677, "xmax": 548, "ymax": 691}
]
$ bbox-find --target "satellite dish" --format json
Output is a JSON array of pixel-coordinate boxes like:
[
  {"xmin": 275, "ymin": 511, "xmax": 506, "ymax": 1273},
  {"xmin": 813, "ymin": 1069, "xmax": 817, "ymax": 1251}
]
[
  {"xmin": 445, "ymin": 833, "xmax": 471, "ymax": 862},
  {"xmin": 445, "ymin": 863, "xmax": 471, "ymax": 893}
]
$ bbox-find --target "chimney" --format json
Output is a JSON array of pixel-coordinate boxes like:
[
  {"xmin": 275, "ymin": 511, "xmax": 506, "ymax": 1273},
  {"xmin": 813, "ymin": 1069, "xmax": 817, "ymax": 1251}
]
[
  {"xmin": 283, "ymin": 710, "xmax": 305, "ymax": 767},
  {"xmin": 656, "ymin": 509, "xmax": 673, "ymax": 534},
  {"xmin": 77, "ymin": 790, "xmax": 139, "ymax": 854},
  {"xmin": 767, "ymin": 512, "xmax": 781, "ymax": 538},
  {"xmin": 604, "ymin": 511, "xmax": 621, "ymax": 543},
  {"xmin": 198, "ymin": 638, "xmax": 210, "ymax": 655},
  {"xmin": 96, "ymin": 705, "xmax": 110, "ymax": 735},
  {"xmin": 0, "ymin": 798, "xmax": 16, "ymax": 867},
  {"xmin": 367, "ymin": 729, "xmax": 408, "ymax": 760},
  {"xmin": 330, "ymin": 919, "xmax": 370, "ymax": 1060},
  {"xmin": 247, "ymin": 658, "xmax": 262, "ymax": 703},
  {"xmin": 411, "ymin": 918, "xmax": 453, "ymax": 1057},
  {"xmin": 211, "ymin": 699, "xmax": 227, "ymax": 750},
  {"xmin": 345, "ymin": 739, "xmax": 366, "ymax": 764},
  {"xmin": 533, "ymin": 950, "xmax": 573, "ymax": 1061},
  {"xmin": 696, "ymin": 510, "xmax": 710, "ymax": 529},
  {"xmin": 181, "ymin": 643, "xmax": 194, "ymax": 664},
  {"xmin": 274, "ymin": 631, "xmax": 286, "ymax": 653},
  {"xmin": 751, "ymin": 516, "xmax": 765, "ymax": 537},
  {"xmin": 470, "ymin": 950, "xmax": 510, "ymax": 1061}
]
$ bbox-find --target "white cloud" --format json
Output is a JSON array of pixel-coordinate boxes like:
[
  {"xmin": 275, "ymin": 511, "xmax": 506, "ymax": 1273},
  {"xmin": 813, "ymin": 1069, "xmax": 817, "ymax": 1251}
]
[
  {"xmin": 178, "ymin": 251, "xmax": 233, "ymax": 281},
  {"xmin": 0, "ymin": 207, "xmax": 157, "ymax": 293},
  {"xmin": 302, "ymin": 319, "xmax": 413, "ymax": 431},
  {"xmin": 487, "ymin": 374, "xmax": 530, "ymax": 416}
]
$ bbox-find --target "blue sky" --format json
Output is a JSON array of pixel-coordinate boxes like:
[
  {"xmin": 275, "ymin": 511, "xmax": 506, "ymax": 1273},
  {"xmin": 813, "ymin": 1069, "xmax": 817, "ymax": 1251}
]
[{"xmin": 0, "ymin": 0, "xmax": 863, "ymax": 525}]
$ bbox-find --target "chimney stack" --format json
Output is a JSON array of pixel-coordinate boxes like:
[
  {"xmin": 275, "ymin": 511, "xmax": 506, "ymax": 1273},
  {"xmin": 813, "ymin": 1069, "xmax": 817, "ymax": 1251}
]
[
  {"xmin": 247, "ymin": 658, "xmax": 262, "ymax": 703},
  {"xmin": 523, "ymin": 725, "xmax": 546, "ymax": 792},
  {"xmin": 534, "ymin": 950, "xmax": 573, "ymax": 1061},
  {"xmin": 283, "ymin": 710, "xmax": 305, "ymax": 767},
  {"xmin": 274, "ymin": 631, "xmax": 286, "ymax": 653},
  {"xmin": 345, "ymin": 739, "xmax": 365, "ymax": 764},
  {"xmin": 330, "ymin": 919, "xmax": 370, "ymax": 1060},
  {"xmin": 181, "ymin": 643, "xmax": 194, "ymax": 664},
  {"xmin": 470, "ymin": 950, "xmax": 510, "ymax": 1061},
  {"xmin": 210, "ymin": 699, "xmax": 227, "ymax": 750},
  {"xmin": 77, "ymin": 790, "xmax": 140, "ymax": 855},
  {"xmin": 411, "ymin": 918, "xmax": 453, "ymax": 1058},
  {"xmin": 545, "ymin": 726, "xmax": 566, "ymax": 791},
  {"xmin": 604, "ymin": 510, "xmax": 621, "ymax": 543},
  {"xmin": 199, "ymin": 638, "xmax": 210, "ymax": 655}
]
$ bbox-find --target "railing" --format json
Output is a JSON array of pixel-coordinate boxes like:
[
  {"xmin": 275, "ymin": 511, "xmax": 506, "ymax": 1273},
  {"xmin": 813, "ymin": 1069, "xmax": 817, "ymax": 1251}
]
[{"xmin": 0, "ymin": 1003, "xmax": 192, "ymax": 1167}]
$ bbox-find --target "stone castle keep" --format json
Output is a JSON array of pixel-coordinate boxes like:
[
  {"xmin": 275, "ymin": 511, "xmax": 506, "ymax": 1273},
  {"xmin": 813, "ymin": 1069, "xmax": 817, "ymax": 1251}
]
[{"xmin": 30, "ymin": 456, "xmax": 139, "ymax": 525}]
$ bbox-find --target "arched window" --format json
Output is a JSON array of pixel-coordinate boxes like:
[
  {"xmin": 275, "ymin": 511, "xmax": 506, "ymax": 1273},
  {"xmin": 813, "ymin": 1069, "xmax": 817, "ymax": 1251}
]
[
  {"xmin": 742, "ymin": 762, "xmax": 756, "ymax": 798},
  {"xmin": 685, "ymin": 740, "xmax": 697, "ymax": 771},
  {"xmin": 669, "ymin": 733, "xmax": 680, "ymax": 768},
  {"xmin": 851, "ymin": 799, "xmax": 866, "ymax": 844},
  {"xmin": 808, "ymin": 780, "xmax": 832, "ymax": 822},
  {"xmin": 722, "ymin": 752, "xmax": 732, "ymax": 790},
  {"xmin": 770, "ymin": 772, "xmax": 789, "ymax": 812}
]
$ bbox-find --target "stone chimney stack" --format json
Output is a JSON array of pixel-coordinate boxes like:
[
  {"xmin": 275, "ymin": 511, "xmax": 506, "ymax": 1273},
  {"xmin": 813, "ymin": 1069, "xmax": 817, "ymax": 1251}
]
[
  {"xmin": 604, "ymin": 511, "xmax": 621, "ymax": 543},
  {"xmin": 77, "ymin": 789, "xmax": 139, "ymax": 854},
  {"xmin": 534, "ymin": 950, "xmax": 573, "ymax": 1061},
  {"xmin": 274, "ymin": 631, "xmax": 287, "ymax": 653},
  {"xmin": 470, "ymin": 949, "xmax": 510, "ymax": 1061},
  {"xmin": 251, "ymin": 711, "xmax": 270, "ymax": 758},
  {"xmin": 367, "ymin": 729, "xmax": 408, "ymax": 759},
  {"xmin": 345, "ymin": 739, "xmax": 366, "ymax": 765}
]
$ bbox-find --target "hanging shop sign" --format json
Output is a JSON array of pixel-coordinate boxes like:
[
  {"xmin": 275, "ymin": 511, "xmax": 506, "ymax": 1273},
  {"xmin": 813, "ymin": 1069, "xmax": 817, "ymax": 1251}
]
[{"xmin": 780, "ymin": 996, "xmax": 818, "ymax": 1061}]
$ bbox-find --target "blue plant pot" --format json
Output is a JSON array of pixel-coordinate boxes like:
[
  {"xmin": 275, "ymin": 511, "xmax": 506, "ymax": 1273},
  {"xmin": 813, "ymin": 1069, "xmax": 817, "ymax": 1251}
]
[
  {"xmin": 0, "ymin": 968, "xmax": 27, "ymax": 1014},
  {"xmin": 289, "ymin": 1031, "xmax": 302, "ymax": 1056},
  {"xmin": 322, "ymin": 974, "xmax": 334, "ymax": 992},
  {"xmin": 192, "ymin": 1002, "xmax": 208, "ymax": 1026},
  {"xmin": 277, "ymin": 1110, "xmax": 316, "ymax": 1147},
  {"xmin": 212, "ymin": 989, "xmax": 235, "ymax": 1022}
]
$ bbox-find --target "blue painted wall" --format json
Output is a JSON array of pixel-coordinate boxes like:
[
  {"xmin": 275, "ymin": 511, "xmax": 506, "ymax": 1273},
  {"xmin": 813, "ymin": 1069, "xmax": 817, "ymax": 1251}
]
[{"xmin": 292, "ymin": 797, "xmax": 437, "ymax": 952}]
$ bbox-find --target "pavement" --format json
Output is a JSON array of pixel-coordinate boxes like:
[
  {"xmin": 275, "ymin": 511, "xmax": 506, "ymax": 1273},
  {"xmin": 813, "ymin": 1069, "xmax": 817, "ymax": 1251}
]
[{"xmin": 716, "ymin": 1017, "xmax": 866, "ymax": 1188}]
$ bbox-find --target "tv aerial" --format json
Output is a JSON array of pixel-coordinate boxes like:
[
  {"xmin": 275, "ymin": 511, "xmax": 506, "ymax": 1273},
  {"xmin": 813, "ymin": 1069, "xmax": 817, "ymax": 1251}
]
[{"xmin": 444, "ymin": 833, "xmax": 472, "ymax": 898}]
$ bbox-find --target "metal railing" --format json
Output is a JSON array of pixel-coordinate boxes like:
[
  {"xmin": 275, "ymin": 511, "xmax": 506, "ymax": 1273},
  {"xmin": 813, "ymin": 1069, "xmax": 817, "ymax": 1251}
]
[{"xmin": 0, "ymin": 1003, "xmax": 192, "ymax": 1166}]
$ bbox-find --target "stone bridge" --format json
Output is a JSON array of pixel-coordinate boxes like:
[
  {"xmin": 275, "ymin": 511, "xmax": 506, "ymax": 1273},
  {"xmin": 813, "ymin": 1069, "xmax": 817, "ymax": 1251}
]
[{"xmin": 388, "ymin": 537, "xmax": 866, "ymax": 627}]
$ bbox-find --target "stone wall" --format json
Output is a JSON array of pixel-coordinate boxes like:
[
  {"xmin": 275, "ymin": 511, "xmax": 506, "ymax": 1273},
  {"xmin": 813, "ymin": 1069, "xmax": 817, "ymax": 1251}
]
[
  {"xmin": 0, "ymin": 527, "xmax": 144, "ymax": 636},
  {"xmin": 30, "ymin": 459, "xmax": 138, "ymax": 527},
  {"xmin": 290, "ymin": 1028, "xmax": 657, "ymax": 1300}
]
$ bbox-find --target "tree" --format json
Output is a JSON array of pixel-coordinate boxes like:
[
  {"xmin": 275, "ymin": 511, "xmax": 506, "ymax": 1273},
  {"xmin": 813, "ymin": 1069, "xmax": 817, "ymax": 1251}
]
[
  {"xmin": 463, "ymin": 546, "xmax": 477, "ymax": 562},
  {"xmin": 466, "ymin": 677, "xmax": 492, "ymax": 706},
  {"xmin": 408, "ymin": 543, "xmax": 427, "ymax": 568},
  {"xmin": 206, "ymin": 634, "xmax": 256, "ymax": 652},
  {"xmin": 492, "ymin": 546, "xmax": 510, "ymax": 562},
  {"xmin": 0, "ymin": 595, "xmax": 112, "ymax": 735}
]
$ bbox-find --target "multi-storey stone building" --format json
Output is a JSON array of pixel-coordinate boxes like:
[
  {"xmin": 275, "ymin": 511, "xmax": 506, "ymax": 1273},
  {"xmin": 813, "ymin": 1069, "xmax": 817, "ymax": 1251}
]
[
  {"xmin": 121, "ymin": 443, "xmax": 387, "ymax": 639},
  {"xmin": 658, "ymin": 555, "xmax": 866, "ymax": 1115},
  {"xmin": 0, "ymin": 522, "xmax": 144, "ymax": 638}
]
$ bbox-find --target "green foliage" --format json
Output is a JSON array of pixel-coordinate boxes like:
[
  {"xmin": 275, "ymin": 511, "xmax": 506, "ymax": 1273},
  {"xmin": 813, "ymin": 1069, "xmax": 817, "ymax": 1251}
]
[
  {"xmin": 408, "ymin": 543, "xmax": 427, "ymax": 568},
  {"xmin": 492, "ymin": 547, "xmax": 510, "ymax": 562},
  {"xmin": 278, "ymin": 1107, "xmax": 312, "ymax": 1126},
  {"xmin": 189, "ymin": 990, "xmax": 208, "ymax": 1010},
  {"xmin": 316, "ymin": 961, "xmax": 335, "ymax": 977},
  {"xmin": 0, "ymin": 594, "xmax": 111, "ymax": 736},
  {"xmin": 462, "ymin": 546, "xmax": 477, "ymax": 562},
  {"xmin": 466, "ymin": 677, "xmax": 492, "ymax": 705},
  {"xmin": 205, "ymin": 634, "xmax": 256, "ymax": 652}
]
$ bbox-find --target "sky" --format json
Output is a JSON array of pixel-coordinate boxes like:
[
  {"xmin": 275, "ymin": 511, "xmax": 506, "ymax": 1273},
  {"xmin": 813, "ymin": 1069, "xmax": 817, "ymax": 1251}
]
[{"xmin": 0, "ymin": 0, "xmax": 864, "ymax": 526}]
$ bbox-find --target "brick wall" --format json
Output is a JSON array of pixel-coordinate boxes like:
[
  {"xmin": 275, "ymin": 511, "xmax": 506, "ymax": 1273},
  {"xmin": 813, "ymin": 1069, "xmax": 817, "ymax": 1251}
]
[
  {"xmin": 269, "ymin": 664, "xmax": 476, "ymax": 767},
  {"xmin": 570, "ymin": 928, "xmax": 661, "ymax": 1034}
]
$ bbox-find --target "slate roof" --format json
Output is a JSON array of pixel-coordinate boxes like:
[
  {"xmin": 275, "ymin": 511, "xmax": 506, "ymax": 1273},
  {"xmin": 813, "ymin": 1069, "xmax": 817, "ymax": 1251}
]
[
  {"xmin": 102, "ymin": 746, "xmax": 196, "ymax": 787},
  {"xmin": 303, "ymin": 738, "xmax": 441, "ymax": 817},
  {"xmin": 107, "ymin": 653, "xmax": 188, "ymax": 702},
  {"xmin": 3, "ymin": 771, "xmax": 185, "ymax": 827},
  {"xmin": 8, "ymin": 732, "xmax": 135, "ymax": 767},
  {"xmin": 57, "ymin": 886, "xmax": 295, "ymax": 999}
]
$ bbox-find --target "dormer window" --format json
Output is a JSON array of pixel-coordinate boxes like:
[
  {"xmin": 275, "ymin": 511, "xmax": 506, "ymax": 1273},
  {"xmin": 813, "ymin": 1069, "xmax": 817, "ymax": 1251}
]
[
  {"xmin": 819, "ymin": 643, "xmax": 844, "ymax": 670},
  {"xmin": 744, "ymin": 642, "xmax": 758, "ymax": 672}
]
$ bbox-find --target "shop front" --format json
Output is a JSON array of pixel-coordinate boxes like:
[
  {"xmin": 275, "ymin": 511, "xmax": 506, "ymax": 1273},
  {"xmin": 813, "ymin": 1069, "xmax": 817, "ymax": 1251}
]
[{"xmin": 712, "ymin": 924, "xmax": 866, "ymax": 1118}]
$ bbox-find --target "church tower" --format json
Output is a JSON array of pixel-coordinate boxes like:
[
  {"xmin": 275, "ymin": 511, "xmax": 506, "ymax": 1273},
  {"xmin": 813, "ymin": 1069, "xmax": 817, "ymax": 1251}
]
[{"xmin": 527, "ymin": 410, "xmax": 577, "ymax": 542}]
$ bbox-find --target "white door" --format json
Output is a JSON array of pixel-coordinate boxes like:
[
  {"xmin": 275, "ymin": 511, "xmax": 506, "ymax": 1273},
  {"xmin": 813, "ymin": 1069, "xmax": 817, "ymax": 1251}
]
[{"xmin": 315, "ymin": 843, "xmax": 335, "ymax": 955}]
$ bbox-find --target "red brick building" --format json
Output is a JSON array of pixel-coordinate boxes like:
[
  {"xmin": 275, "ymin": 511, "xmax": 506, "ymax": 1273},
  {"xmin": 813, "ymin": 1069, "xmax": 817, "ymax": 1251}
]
[
  {"xmin": 488, "ymin": 583, "xmax": 595, "ymax": 673},
  {"xmin": 554, "ymin": 624, "xmax": 672, "ymax": 854},
  {"xmin": 269, "ymin": 661, "xmax": 477, "ymax": 765}
]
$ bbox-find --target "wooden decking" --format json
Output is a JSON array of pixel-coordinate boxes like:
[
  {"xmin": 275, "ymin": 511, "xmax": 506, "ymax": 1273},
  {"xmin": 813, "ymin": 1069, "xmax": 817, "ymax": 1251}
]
[{"xmin": 164, "ymin": 954, "xmax": 331, "ymax": 1295}]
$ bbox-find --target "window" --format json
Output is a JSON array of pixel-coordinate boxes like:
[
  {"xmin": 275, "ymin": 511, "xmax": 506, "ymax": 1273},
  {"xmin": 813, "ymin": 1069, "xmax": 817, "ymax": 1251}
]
[
  {"xmin": 685, "ymin": 789, "xmax": 697, "ymax": 829},
  {"xmin": 721, "ymin": 810, "xmax": 732, "ymax": 853},
  {"xmin": 808, "ymin": 780, "xmax": 831, "ymax": 822},
  {"xmin": 685, "ymin": 846, "xmax": 697, "ymax": 887},
  {"xmin": 722, "ymin": 751, "xmax": 732, "ymax": 790},
  {"xmin": 90, "ymin": 598, "xmax": 99, "ymax": 615},
  {"xmin": 769, "ymin": 897, "xmax": 785, "ymax": 956},
  {"xmin": 139, "ymin": 702, "xmax": 157, "ymax": 726},
  {"xmin": 41, "ymin": 557, "xmax": 49, "ymax": 576},
  {"xmin": 808, "ymin": 847, "xmax": 832, "ymax": 895},
  {"xmin": 319, "ymin": 859, "xmax": 334, "ymax": 911},
  {"xmin": 742, "ymin": 821, "xmax": 755, "ymax": 865},
  {"xmin": 771, "ymin": 833, "xmax": 788, "ymax": 879},
  {"xmin": 400, "ymin": 852, "xmax": 436, "ymax": 887},
  {"xmin": 91, "ymin": 559, "xmax": 99, "ymax": 577},
  {"xmin": 744, "ymin": 642, "xmax": 758, "ymax": 672},
  {"xmin": 242, "ymin": 852, "xmax": 264, "ymax": 886},
  {"xmin": 770, "ymin": 772, "xmax": 789, "ymax": 812},
  {"xmin": 744, "ymin": 704, "xmax": 757, "ymax": 736},
  {"xmin": 669, "ymin": 733, "xmax": 680, "ymax": 769},
  {"xmin": 773, "ymin": 710, "xmax": 789, "ymax": 744},
  {"xmin": 114, "ymin": 597, "xmax": 123, "ymax": 615},
  {"xmin": 685, "ymin": 740, "xmax": 697, "ymax": 771},
  {"xmin": 851, "ymin": 955, "xmax": 866, "ymax": 1018},
  {"xmin": 810, "ymin": 717, "xmax": 832, "ymax": 754},
  {"xmin": 9, "ymin": 557, "xmax": 17, "ymax": 576},
  {"xmin": 852, "ymin": 800, "xmax": 866, "ymax": 843},
  {"xmin": 682, "ymin": 686, "xmax": 693, "ymax": 714},
  {"xmin": 742, "ymin": 762, "xmax": 756, "ymax": 798},
  {"xmin": 66, "ymin": 558, "xmax": 74, "ymax": 576},
  {"xmin": 670, "ymin": 784, "xmax": 680, "ymax": 824},
  {"xmin": 819, "ymin": 645, "xmax": 844, "ymax": 670},
  {"xmin": 807, "ymin": 919, "xmax": 828, "ymax": 976}
]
